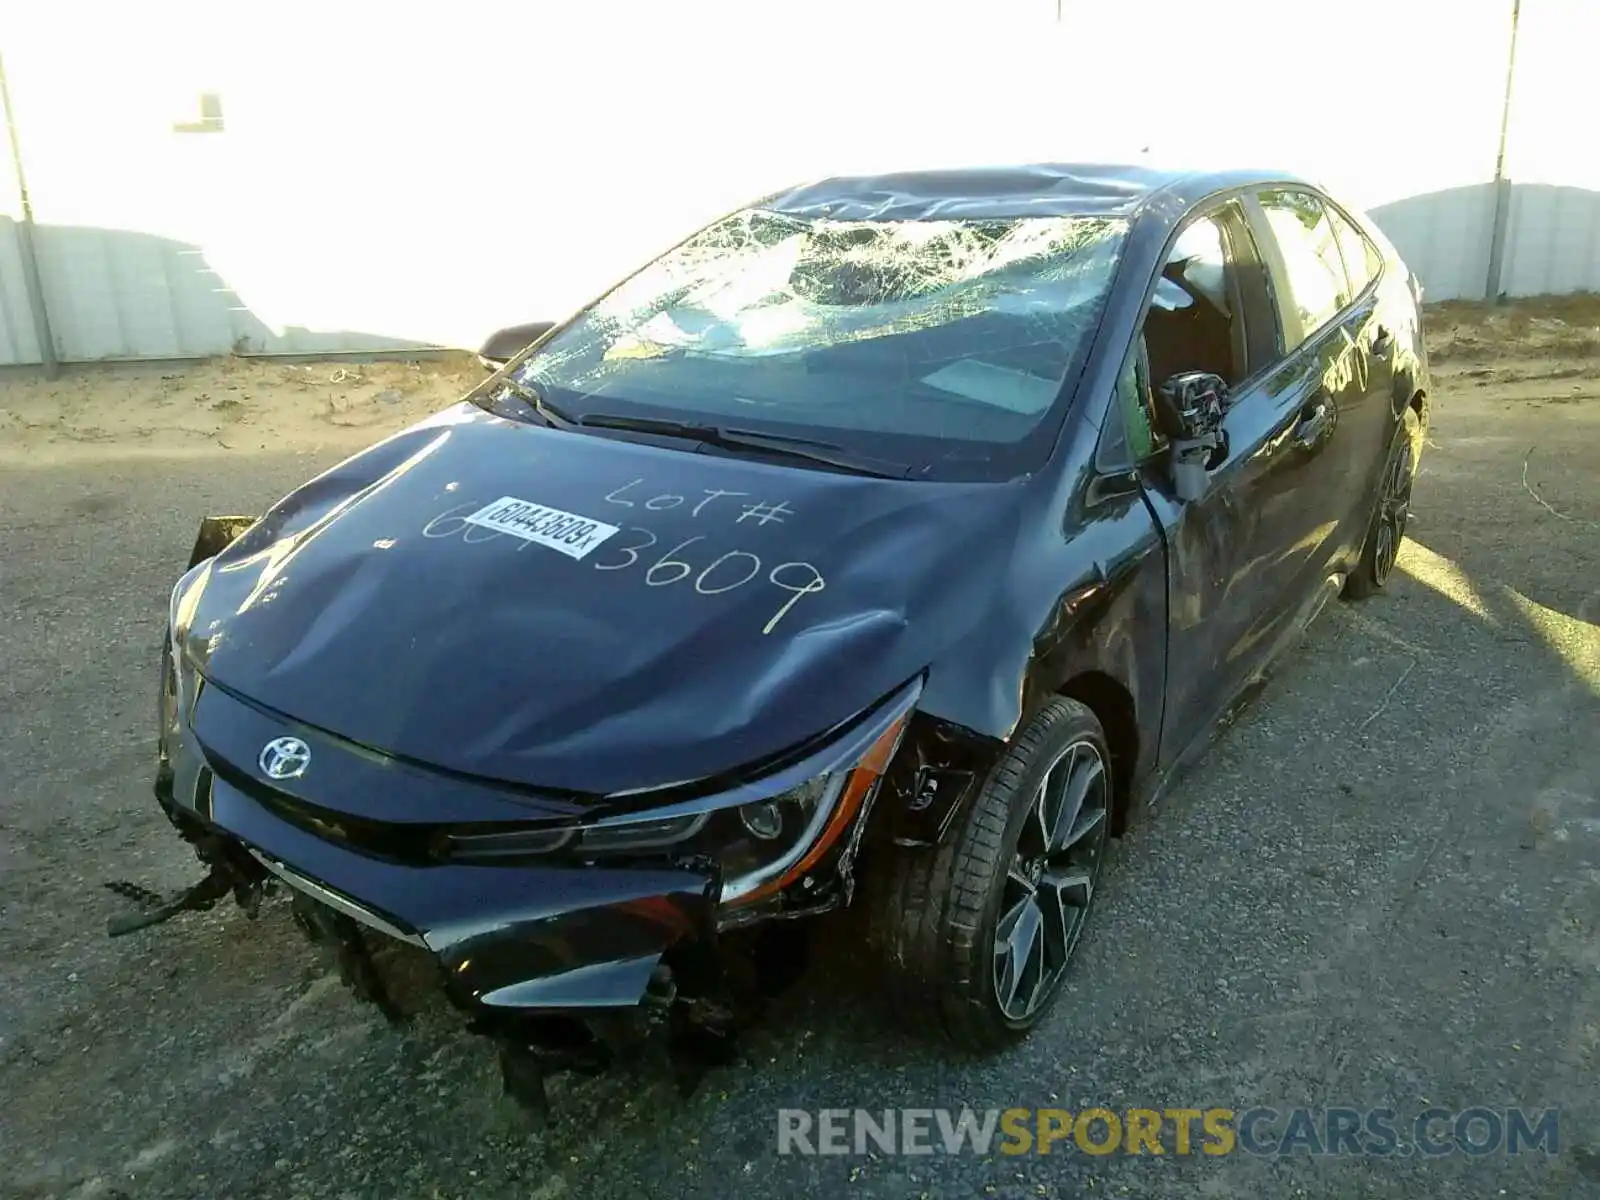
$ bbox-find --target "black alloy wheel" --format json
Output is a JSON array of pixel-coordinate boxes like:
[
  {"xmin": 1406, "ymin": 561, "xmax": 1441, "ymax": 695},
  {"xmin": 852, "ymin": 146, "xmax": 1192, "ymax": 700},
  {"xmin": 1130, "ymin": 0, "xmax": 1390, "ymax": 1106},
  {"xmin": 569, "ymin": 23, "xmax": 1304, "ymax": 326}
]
[
  {"xmin": 1345, "ymin": 406, "xmax": 1422, "ymax": 599},
  {"xmin": 868, "ymin": 698, "xmax": 1113, "ymax": 1049}
]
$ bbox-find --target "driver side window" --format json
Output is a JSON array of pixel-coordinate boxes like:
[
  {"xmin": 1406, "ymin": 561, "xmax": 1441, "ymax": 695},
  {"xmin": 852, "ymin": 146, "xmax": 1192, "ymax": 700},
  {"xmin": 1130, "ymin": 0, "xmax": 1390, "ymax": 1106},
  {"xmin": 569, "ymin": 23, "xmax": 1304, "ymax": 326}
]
[
  {"xmin": 1142, "ymin": 202, "xmax": 1279, "ymax": 395},
  {"xmin": 1145, "ymin": 215, "xmax": 1241, "ymax": 388},
  {"xmin": 1097, "ymin": 200, "xmax": 1285, "ymax": 472}
]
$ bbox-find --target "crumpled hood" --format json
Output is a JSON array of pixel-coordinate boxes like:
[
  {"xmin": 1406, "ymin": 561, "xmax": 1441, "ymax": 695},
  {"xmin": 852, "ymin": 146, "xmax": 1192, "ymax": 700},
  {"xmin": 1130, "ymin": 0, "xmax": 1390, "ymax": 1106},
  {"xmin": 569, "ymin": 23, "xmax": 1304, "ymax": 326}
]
[{"xmin": 179, "ymin": 404, "xmax": 1029, "ymax": 796}]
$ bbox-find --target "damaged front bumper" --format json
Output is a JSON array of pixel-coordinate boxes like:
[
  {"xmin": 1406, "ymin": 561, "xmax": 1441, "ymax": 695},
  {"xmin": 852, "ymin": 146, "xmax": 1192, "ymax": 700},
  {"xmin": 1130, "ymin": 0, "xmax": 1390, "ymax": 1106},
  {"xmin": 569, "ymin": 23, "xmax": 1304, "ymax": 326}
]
[
  {"xmin": 164, "ymin": 768, "xmax": 720, "ymax": 1014},
  {"xmin": 117, "ymin": 518, "xmax": 922, "ymax": 1112},
  {"xmin": 143, "ymin": 756, "xmax": 723, "ymax": 1115},
  {"xmin": 141, "ymin": 621, "xmax": 918, "ymax": 1019}
]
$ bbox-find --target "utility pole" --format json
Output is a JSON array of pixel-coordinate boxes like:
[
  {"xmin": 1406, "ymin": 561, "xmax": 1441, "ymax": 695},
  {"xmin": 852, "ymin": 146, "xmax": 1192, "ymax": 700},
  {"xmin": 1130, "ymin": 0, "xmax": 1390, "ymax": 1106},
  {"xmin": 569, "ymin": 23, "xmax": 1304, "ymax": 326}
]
[
  {"xmin": 1484, "ymin": 0, "xmax": 1523, "ymax": 304},
  {"xmin": 0, "ymin": 50, "xmax": 58, "ymax": 377}
]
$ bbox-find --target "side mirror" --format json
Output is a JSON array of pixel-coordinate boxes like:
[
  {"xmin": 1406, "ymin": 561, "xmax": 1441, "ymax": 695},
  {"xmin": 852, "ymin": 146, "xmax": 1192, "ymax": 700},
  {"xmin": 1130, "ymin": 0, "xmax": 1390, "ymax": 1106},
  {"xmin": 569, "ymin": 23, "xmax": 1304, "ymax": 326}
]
[
  {"xmin": 1152, "ymin": 371, "xmax": 1228, "ymax": 502},
  {"xmin": 477, "ymin": 321, "xmax": 557, "ymax": 372}
]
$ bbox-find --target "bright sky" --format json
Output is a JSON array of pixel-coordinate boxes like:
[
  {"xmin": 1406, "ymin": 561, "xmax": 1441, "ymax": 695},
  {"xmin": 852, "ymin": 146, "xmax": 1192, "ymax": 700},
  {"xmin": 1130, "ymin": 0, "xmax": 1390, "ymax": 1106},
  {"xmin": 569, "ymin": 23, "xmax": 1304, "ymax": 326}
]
[{"xmin": 2, "ymin": 0, "xmax": 1591, "ymax": 347}]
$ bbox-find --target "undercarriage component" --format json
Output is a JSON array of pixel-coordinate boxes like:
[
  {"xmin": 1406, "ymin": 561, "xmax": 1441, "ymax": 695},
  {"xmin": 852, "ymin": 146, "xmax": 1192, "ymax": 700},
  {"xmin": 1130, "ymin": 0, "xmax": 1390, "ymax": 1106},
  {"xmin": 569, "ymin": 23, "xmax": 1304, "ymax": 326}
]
[
  {"xmin": 105, "ymin": 797, "xmax": 271, "ymax": 937},
  {"xmin": 103, "ymin": 862, "xmax": 267, "ymax": 937},
  {"xmin": 490, "ymin": 1018, "xmax": 615, "ymax": 1128},
  {"xmin": 665, "ymin": 1000, "xmax": 743, "ymax": 1096},
  {"xmin": 289, "ymin": 892, "xmax": 406, "ymax": 1025},
  {"xmin": 498, "ymin": 1041, "xmax": 552, "ymax": 1127},
  {"xmin": 469, "ymin": 924, "xmax": 812, "ymax": 1120},
  {"xmin": 485, "ymin": 992, "xmax": 747, "ymax": 1123}
]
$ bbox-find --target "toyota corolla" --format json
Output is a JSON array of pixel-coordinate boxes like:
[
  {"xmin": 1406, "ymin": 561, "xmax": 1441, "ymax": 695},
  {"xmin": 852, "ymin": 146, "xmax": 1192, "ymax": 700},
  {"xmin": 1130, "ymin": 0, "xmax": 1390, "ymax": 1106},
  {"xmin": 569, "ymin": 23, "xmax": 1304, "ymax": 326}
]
[{"xmin": 126, "ymin": 163, "xmax": 1429, "ymax": 1113}]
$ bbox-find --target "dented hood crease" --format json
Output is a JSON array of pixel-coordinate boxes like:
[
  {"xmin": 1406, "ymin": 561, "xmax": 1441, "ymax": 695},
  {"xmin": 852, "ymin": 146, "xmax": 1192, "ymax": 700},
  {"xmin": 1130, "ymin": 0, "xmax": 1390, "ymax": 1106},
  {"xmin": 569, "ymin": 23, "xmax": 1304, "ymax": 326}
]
[{"xmin": 180, "ymin": 405, "xmax": 1030, "ymax": 795}]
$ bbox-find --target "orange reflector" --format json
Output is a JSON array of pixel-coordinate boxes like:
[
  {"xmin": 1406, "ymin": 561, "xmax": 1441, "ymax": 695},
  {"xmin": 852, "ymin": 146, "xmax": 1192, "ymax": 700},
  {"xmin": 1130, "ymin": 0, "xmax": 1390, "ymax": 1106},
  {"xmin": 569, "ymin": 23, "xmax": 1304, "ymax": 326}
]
[{"xmin": 734, "ymin": 714, "xmax": 908, "ymax": 906}]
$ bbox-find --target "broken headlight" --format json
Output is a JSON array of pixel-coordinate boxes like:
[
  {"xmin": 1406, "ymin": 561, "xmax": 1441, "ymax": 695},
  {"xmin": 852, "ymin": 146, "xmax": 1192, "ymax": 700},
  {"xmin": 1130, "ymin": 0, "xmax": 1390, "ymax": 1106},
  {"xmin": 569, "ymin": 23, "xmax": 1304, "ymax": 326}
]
[
  {"xmin": 578, "ymin": 771, "xmax": 855, "ymax": 905},
  {"xmin": 443, "ymin": 714, "xmax": 908, "ymax": 907}
]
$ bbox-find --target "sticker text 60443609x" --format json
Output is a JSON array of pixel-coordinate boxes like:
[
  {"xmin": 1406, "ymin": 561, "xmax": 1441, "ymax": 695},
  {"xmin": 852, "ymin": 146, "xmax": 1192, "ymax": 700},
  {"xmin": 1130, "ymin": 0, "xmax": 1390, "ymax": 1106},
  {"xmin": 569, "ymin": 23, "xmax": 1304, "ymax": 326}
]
[{"xmin": 456, "ymin": 496, "xmax": 620, "ymax": 560}]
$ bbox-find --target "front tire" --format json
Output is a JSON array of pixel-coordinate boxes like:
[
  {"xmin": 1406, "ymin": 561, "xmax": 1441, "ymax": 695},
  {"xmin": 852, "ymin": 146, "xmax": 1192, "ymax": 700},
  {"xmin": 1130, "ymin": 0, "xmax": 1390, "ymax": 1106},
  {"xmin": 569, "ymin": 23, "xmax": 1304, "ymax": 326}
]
[
  {"xmin": 868, "ymin": 698, "xmax": 1112, "ymax": 1051},
  {"xmin": 1344, "ymin": 406, "xmax": 1421, "ymax": 600}
]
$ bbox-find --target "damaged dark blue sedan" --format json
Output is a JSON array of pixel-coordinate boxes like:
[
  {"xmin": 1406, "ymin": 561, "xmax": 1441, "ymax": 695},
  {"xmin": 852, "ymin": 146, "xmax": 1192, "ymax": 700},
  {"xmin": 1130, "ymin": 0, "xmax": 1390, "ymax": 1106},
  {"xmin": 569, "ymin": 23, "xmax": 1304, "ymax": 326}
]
[{"xmin": 129, "ymin": 163, "xmax": 1429, "ymax": 1112}]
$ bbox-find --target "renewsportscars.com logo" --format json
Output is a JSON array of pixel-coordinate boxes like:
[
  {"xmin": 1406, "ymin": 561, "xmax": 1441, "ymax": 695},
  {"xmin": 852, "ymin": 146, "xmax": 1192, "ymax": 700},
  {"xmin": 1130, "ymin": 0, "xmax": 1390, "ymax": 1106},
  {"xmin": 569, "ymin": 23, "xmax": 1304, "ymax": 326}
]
[{"xmin": 777, "ymin": 1106, "xmax": 1561, "ymax": 1158}]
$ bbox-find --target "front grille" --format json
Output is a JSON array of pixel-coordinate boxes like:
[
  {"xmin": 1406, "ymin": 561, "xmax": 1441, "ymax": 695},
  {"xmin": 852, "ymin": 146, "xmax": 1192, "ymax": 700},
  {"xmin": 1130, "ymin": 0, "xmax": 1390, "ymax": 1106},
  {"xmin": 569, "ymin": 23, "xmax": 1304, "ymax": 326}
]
[
  {"xmin": 206, "ymin": 755, "xmax": 445, "ymax": 864},
  {"xmin": 203, "ymin": 753, "xmax": 577, "ymax": 867}
]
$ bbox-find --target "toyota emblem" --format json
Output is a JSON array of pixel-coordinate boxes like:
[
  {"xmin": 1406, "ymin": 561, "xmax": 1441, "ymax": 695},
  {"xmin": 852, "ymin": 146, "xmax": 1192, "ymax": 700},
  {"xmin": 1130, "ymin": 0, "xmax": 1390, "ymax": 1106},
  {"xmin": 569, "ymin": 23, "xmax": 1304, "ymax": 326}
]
[{"xmin": 258, "ymin": 736, "xmax": 312, "ymax": 780}]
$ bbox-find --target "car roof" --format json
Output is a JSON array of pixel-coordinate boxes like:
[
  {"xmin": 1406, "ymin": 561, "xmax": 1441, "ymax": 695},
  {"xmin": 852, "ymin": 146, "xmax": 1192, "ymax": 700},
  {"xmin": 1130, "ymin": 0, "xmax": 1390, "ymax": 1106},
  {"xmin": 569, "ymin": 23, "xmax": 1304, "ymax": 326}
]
[{"xmin": 761, "ymin": 162, "xmax": 1316, "ymax": 226}]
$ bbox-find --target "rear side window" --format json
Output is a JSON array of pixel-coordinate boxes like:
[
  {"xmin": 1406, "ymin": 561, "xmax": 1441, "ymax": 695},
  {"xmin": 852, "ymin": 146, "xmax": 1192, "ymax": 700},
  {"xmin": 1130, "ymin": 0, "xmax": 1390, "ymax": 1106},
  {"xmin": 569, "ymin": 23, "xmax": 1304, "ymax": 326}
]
[
  {"xmin": 1328, "ymin": 207, "xmax": 1384, "ymax": 295},
  {"xmin": 1259, "ymin": 189, "xmax": 1351, "ymax": 346}
]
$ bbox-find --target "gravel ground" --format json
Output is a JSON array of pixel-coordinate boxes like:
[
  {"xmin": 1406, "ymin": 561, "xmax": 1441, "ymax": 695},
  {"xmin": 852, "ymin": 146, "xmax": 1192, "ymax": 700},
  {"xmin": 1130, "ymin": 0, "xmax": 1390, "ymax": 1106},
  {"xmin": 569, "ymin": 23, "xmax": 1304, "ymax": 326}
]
[{"xmin": 1, "ymin": 302, "xmax": 1597, "ymax": 1199}]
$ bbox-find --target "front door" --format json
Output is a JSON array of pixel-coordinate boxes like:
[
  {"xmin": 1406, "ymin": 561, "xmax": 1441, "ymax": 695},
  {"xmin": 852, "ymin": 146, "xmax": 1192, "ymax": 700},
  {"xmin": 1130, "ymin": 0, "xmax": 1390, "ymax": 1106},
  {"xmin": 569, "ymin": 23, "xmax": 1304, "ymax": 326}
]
[{"xmin": 1128, "ymin": 199, "xmax": 1333, "ymax": 764}]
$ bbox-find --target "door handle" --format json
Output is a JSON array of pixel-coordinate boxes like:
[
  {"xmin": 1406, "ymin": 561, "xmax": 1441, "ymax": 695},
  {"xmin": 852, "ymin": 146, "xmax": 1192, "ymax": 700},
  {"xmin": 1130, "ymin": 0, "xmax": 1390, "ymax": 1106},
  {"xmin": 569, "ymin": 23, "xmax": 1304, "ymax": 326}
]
[
  {"xmin": 1294, "ymin": 400, "xmax": 1332, "ymax": 449},
  {"xmin": 1371, "ymin": 326, "xmax": 1394, "ymax": 357}
]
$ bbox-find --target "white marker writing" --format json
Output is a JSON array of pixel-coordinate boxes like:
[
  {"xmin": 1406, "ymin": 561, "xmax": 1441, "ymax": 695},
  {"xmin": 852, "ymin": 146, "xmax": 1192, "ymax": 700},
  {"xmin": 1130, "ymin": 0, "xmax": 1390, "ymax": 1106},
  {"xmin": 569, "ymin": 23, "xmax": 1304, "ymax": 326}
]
[
  {"xmin": 645, "ymin": 537, "xmax": 707, "ymax": 586},
  {"xmin": 764, "ymin": 562, "xmax": 826, "ymax": 633},
  {"xmin": 695, "ymin": 551, "xmax": 762, "ymax": 595},
  {"xmin": 739, "ymin": 500, "xmax": 794, "ymax": 527},
  {"xmin": 593, "ymin": 527, "xmax": 657, "ymax": 570},
  {"xmin": 605, "ymin": 479, "xmax": 645, "ymax": 506},
  {"xmin": 607, "ymin": 479, "xmax": 775, "ymax": 523},
  {"xmin": 693, "ymin": 488, "xmax": 749, "ymax": 517},
  {"xmin": 421, "ymin": 502, "xmax": 480, "ymax": 539}
]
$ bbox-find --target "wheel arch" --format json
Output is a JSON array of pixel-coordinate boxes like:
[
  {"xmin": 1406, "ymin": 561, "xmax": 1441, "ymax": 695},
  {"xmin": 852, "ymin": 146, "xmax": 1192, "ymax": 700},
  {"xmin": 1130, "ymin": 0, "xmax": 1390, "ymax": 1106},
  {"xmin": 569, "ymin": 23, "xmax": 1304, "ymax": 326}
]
[{"xmin": 1056, "ymin": 670, "xmax": 1139, "ymax": 836}]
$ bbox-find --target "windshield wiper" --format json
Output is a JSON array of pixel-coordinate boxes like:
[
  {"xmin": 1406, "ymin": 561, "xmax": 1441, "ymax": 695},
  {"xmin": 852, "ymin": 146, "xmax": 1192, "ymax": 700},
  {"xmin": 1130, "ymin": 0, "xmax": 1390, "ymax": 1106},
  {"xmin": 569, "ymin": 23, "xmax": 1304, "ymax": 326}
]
[
  {"xmin": 481, "ymin": 373, "xmax": 580, "ymax": 427},
  {"xmin": 576, "ymin": 413, "xmax": 912, "ymax": 479}
]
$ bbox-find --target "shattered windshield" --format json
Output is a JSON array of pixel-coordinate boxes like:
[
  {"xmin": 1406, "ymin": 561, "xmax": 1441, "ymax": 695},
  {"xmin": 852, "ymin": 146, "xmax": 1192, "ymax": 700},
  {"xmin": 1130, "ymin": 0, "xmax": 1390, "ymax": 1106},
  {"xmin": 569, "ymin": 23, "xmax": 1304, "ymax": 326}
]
[{"xmin": 513, "ymin": 208, "xmax": 1128, "ymax": 478}]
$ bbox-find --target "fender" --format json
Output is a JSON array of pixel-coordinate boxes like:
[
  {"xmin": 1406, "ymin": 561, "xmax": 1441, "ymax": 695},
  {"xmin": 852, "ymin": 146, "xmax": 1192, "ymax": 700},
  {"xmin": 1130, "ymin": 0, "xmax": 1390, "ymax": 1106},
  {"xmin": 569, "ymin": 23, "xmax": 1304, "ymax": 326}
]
[{"xmin": 875, "ymin": 461, "xmax": 1170, "ymax": 848}]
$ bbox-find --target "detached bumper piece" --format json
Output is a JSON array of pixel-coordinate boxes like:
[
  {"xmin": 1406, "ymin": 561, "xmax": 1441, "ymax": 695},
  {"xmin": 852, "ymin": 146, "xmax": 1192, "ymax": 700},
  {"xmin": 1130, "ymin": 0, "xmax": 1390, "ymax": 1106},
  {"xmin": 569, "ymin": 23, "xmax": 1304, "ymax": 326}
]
[
  {"xmin": 104, "ymin": 815, "xmax": 267, "ymax": 937},
  {"xmin": 104, "ymin": 873, "xmax": 236, "ymax": 937}
]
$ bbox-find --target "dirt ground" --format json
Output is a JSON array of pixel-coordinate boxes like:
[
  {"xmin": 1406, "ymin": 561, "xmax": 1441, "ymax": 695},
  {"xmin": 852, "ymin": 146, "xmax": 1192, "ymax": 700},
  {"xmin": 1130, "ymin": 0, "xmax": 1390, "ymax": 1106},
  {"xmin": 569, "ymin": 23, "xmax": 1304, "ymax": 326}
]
[
  {"xmin": 0, "ymin": 354, "xmax": 483, "ymax": 467},
  {"xmin": 0, "ymin": 300, "xmax": 1596, "ymax": 1199}
]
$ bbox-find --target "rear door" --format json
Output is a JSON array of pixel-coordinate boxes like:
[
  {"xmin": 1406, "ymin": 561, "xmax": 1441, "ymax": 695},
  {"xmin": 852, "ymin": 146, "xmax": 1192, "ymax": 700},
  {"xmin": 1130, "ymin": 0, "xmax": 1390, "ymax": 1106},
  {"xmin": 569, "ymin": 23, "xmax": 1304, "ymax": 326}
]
[
  {"xmin": 1247, "ymin": 189, "xmax": 1379, "ymax": 578},
  {"xmin": 1326, "ymin": 200, "xmax": 1402, "ymax": 504}
]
